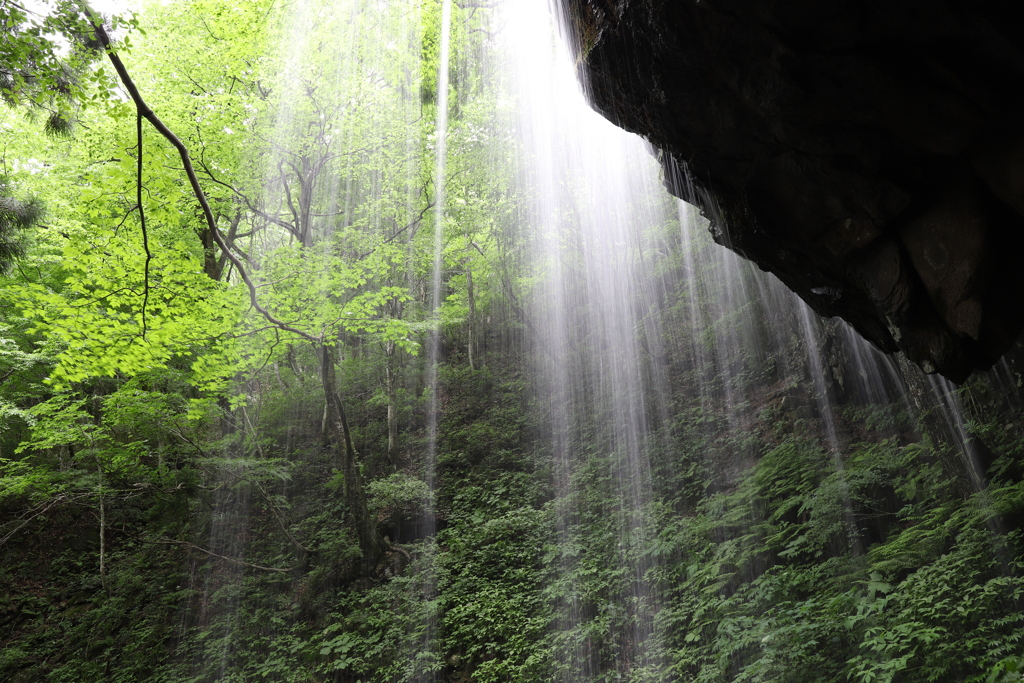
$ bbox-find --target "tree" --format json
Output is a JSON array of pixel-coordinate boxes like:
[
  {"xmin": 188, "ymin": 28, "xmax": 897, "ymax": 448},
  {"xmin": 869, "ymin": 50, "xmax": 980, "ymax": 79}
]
[
  {"xmin": 2, "ymin": 0, "xmax": 430, "ymax": 567},
  {"xmin": 1, "ymin": 0, "xmax": 513, "ymax": 576}
]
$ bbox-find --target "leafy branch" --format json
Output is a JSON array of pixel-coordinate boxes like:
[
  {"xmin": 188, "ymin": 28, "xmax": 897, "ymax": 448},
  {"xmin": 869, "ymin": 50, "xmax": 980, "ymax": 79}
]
[{"xmin": 77, "ymin": 2, "xmax": 318, "ymax": 344}]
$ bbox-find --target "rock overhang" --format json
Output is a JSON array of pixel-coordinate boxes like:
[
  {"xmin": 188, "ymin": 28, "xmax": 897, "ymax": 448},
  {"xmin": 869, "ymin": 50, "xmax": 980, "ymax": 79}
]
[{"xmin": 558, "ymin": 0, "xmax": 1024, "ymax": 381}]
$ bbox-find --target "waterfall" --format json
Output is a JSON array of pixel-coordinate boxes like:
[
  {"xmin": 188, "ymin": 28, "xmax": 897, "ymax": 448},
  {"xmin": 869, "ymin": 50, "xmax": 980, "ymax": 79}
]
[
  {"xmin": 494, "ymin": 0, "xmax": 1020, "ymax": 678},
  {"xmin": 36, "ymin": 0, "xmax": 1017, "ymax": 680}
]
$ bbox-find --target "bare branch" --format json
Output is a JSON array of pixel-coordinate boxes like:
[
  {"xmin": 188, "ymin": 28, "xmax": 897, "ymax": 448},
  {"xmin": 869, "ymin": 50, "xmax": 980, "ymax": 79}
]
[
  {"xmin": 279, "ymin": 159, "xmax": 302, "ymax": 237},
  {"xmin": 0, "ymin": 493, "xmax": 93, "ymax": 545},
  {"xmin": 196, "ymin": 159, "xmax": 298, "ymax": 238},
  {"xmin": 150, "ymin": 538, "xmax": 296, "ymax": 573},
  {"xmin": 355, "ymin": 198, "xmax": 436, "ymax": 260},
  {"xmin": 135, "ymin": 112, "xmax": 153, "ymax": 337}
]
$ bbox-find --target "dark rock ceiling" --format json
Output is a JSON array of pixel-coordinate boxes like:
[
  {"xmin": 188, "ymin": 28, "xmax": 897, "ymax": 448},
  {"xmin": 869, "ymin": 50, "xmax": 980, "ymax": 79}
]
[{"xmin": 557, "ymin": 0, "xmax": 1024, "ymax": 381}]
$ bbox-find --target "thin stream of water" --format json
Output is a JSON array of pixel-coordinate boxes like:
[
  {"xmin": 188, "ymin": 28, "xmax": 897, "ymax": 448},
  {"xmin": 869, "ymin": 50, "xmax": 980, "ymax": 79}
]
[
  {"xmin": 416, "ymin": 3, "xmax": 453, "ymax": 680},
  {"xmin": 426, "ymin": 0, "xmax": 453, "ymax": 491}
]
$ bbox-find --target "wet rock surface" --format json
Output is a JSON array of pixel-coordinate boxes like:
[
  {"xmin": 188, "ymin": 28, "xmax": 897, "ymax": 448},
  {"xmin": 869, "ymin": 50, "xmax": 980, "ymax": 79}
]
[{"xmin": 559, "ymin": 0, "xmax": 1024, "ymax": 381}]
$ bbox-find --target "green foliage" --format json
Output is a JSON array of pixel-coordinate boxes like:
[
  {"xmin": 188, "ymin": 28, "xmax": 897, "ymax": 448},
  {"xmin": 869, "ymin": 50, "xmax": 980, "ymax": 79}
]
[
  {"xmin": 367, "ymin": 472, "xmax": 431, "ymax": 517},
  {"xmin": 989, "ymin": 656, "xmax": 1024, "ymax": 683},
  {"xmin": 439, "ymin": 505, "xmax": 554, "ymax": 682}
]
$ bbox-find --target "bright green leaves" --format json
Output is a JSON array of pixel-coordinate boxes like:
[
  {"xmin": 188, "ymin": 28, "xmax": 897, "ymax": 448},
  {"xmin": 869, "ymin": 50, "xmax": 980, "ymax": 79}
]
[
  {"xmin": 419, "ymin": 0, "xmax": 448, "ymax": 105},
  {"xmin": 11, "ymin": 233, "xmax": 240, "ymax": 389},
  {"xmin": 16, "ymin": 395, "xmax": 98, "ymax": 452},
  {"xmin": 318, "ymin": 628, "xmax": 381, "ymax": 671},
  {"xmin": 367, "ymin": 472, "xmax": 431, "ymax": 518},
  {"xmin": 253, "ymin": 239, "xmax": 418, "ymax": 354},
  {"xmin": 341, "ymin": 286, "xmax": 417, "ymax": 351}
]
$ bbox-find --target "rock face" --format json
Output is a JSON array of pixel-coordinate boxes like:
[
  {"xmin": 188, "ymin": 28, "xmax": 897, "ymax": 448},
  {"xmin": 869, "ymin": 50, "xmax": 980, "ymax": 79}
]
[{"xmin": 558, "ymin": 0, "xmax": 1024, "ymax": 381}]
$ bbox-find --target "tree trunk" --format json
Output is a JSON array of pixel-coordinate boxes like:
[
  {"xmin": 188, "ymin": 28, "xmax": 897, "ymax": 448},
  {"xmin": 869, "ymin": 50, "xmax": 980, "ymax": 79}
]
[
  {"xmin": 385, "ymin": 340, "xmax": 399, "ymax": 466},
  {"xmin": 465, "ymin": 259, "xmax": 476, "ymax": 371},
  {"xmin": 99, "ymin": 486, "xmax": 110, "ymax": 595},
  {"xmin": 319, "ymin": 344, "xmax": 381, "ymax": 565}
]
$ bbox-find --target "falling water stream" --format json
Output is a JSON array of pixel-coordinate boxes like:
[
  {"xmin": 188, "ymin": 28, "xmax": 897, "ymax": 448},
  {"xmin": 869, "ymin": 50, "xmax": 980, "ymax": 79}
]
[
  {"xmin": 426, "ymin": 0, "xmax": 453, "ymax": 501},
  {"xmin": 499, "ymin": 1, "xmax": 674, "ymax": 674},
  {"xmin": 495, "ymin": 0, "xmax": 1013, "ymax": 677}
]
